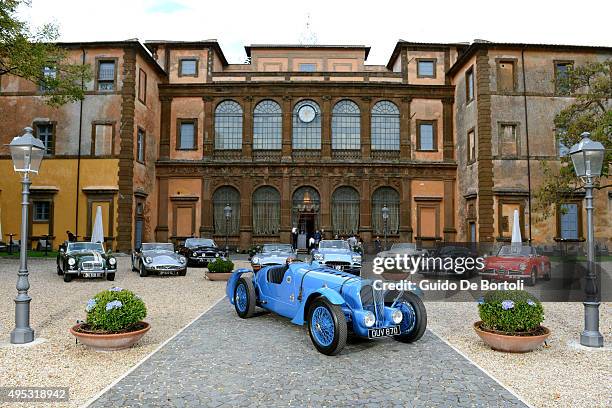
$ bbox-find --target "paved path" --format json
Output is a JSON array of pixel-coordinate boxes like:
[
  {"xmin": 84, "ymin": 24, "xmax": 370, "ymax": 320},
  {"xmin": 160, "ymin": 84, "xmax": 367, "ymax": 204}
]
[{"xmin": 91, "ymin": 300, "xmax": 527, "ymax": 408}]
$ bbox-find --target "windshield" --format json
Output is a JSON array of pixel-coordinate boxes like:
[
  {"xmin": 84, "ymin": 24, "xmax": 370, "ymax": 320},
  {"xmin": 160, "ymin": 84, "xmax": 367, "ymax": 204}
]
[
  {"xmin": 262, "ymin": 244, "xmax": 293, "ymax": 253},
  {"xmin": 319, "ymin": 240, "xmax": 350, "ymax": 250},
  {"xmin": 185, "ymin": 238, "xmax": 215, "ymax": 248},
  {"xmin": 438, "ymin": 246, "xmax": 467, "ymax": 256},
  {"xmin": 142, "ymin": 243, "xmax": 174, "ymax": 251},
  {"xmin": 68, "ymin": 242, "xmax": 104, "ymax": 252},
  {"xmin": 391, "ymin": 243, "xmax": 416, "ymax": 250},
  {"xmin": 498, "ymin": 245, "xmax": 532, "ymax": 257}
]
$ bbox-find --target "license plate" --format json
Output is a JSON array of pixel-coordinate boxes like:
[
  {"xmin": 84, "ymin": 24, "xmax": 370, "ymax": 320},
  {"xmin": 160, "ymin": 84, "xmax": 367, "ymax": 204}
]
[
  {"xmin": 82, "ymin": 272, "xmax": 102, "ymax": 278},
  {"xmin": 368, "ymin": 326, "xmax": 400, "ymax": 339},
  {"xmin": 159, "ymin": 270, "xmax": 177, "ymax": 275}
]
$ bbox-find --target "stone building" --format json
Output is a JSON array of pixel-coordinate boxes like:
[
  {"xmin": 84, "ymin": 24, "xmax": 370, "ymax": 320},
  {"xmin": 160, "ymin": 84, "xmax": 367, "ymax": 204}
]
[{"xmin": 0, "ymin": 39, "xmax": 609, "ymax": 252}]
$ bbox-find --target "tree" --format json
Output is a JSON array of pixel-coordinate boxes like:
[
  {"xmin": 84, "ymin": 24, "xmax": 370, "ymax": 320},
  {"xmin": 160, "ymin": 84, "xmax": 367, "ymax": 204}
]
[
  {"xmin": 0, "ymin": 0, "xmax": 91, "ymax": 106},
  {"xmin": 534, "ymin": 60, "xmax": 611, "ymax": 218}
]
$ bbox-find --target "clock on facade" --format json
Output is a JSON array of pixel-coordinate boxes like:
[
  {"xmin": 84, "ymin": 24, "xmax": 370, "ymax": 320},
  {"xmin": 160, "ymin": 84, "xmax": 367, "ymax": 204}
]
[{"xmin": 298, "ymin": 104, "xmax": 316, "ymax": 123}]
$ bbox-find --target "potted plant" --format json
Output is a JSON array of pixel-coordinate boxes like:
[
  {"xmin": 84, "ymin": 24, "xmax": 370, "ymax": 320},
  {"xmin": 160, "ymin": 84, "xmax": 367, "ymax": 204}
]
[
  {"xmin": 474, "ymin": 290, "xmax": 550, "ymax": 353},
  {"xmin": 70, "ymin": 287, "xmax": 149, "ymax": 351},
  {"xmin": 206, "ymin": 257, "xmax": 235, "ymax": 281}
]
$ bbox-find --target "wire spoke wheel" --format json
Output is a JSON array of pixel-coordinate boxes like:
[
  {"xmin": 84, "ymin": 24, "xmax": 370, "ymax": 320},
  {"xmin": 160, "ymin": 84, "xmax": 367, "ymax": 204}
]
[
  {"xmin": 307, "ymin": 298, "xmax": 347, "ymax": 355},
  {"xmin": 310, "ymin": 306, "xmax": 335, "ymax": 347},
  {"xmin": 235, "ymin": 283, "xmax": 248, "ymax": 313}
]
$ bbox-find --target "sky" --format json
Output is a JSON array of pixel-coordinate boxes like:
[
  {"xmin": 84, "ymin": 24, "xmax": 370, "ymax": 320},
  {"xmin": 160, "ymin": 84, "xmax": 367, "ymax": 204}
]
[{"xmin": 21, "ymin": 0, "xmax": 612, "ymax": 65}]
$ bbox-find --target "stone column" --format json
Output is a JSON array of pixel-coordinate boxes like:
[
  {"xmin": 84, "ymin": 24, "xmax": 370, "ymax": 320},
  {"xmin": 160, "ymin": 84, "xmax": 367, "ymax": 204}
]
[
  {"xmin": 360, "ymin": 177, "xmax": 372, "ymax": 247},
  {"xmin": 280, "ymin": 174, "xmax": 291, "ymax": 242},
  {"xmin": 320, "ymin": 178, "xmax": 331, "ymax": 237},
  {"xmin": 443, "ymin": 179, "xmax": 457, "ymax": 241},
  {"xmin": 155, "ymin": 177, "xmax": 169, "ymax": 241},
  {"xmin": 199, "ymin": 177, "xmax": 213, "ymax": 237},
  {"xmin": 442, "ymin": 97, "xmax": 454, "ymax": 161},
  {"xmin": 240, "ymin": 176, "xmax": 253, "ymax": 249},
  {"xmin": 360, "ymin": 97, "xmax": 371, "ymax": 160},
  {"xmin": 159, "ymin": 96, "xmax": 172, "ymax": 159},
  {"xmin": 399, "ymin": 176, "xmax": 413, "ymax": 242},
  {"xmin": 321, "ymin": 96, "xmax": 332, "ymax": 160},
  {"xmin": 281, "ymin": 96, "xmax": 292, "ymax": 161},
  {"xmin": 202, "ymin": 96, "xmax": 214, "ymax": 158},
  {"xmin": 242, "ymin": 96, "xmax": 253, "ymax": 161},
  {"xmin": 400, "ymin": 97, "xmax": 412, "ymax": 161}
]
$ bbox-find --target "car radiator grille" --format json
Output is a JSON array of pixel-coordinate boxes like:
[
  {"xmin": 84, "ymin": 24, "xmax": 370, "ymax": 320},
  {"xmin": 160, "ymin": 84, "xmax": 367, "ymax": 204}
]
[
  {"xmin": 360, "ymin": 284, "xmax": 386, "ymax": 328},
  {"xmin": 156, "ymin": 265, "xmax": 180, "ymax": 270},
  {"xmin": 82, "ymin": 261, "xmax": 103, "ymax": 270},
  {"xmin": 325, "ymin": 261, "xmax": 351, "ymax": 270}
]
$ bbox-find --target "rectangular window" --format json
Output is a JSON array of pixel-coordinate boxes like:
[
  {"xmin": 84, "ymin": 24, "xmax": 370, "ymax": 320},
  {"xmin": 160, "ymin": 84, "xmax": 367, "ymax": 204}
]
[
  {"xmin": 466, "ymin": 67, "xmax": 474, "ymax": 102},
  {"xmin": 178, "ymin": 120, "xmax": 197, "ymax": 150},
  {"xmin": 417, "ymin": 59, "xmax": 436, "ymax": 78},
  {"xmin": 555, "ymin": 61, "xmax": 573, "ymax": 95},
  {"xmin": 179, "ymin": 59, "xmax": 198, "ymax": 76},
  {"xmin": 137, "ymin": 128, "xmax": 145, "ymax": 163},
  {"xmin": 39, "ymin": 65, "xmax": 57, "ymax": 92},
  {"xmin": 93, "ymin": 123, "xmax": 114, "ymax": 156},
  {"xmin": 33, "ymin": 201, "xmax": 50, "ymax": 222},
  {"xmin": 417, "ymin": 121, "xmax": 436, "ymax": 151},
  {"xmin": 499, "ymin": 123, "xmax": 519, "ymax": 157},
  {"xmin": 559, "ymin": 203, "xmax": 579, "ymax": 240},
  {"xmin": 97, "ymin": 60, "xmax": 116, "ymax": 91},
  {"xmin": 138, "ymin": 68, "xmax": 147, "ymax": 103},
  {"xmin": 499, "ymin": 202, "xmax": 523, "ymax": 238},
  {"xmin": 468, "ymin": 129, "xmax": 476, "ymax": 163},
  {"xmin": 298, "ymin": 63, "xmax": 316, "ymax": 72},
  {"xmin": 497, "ymin": 60, "xmax": 515, "ymax": 92},
  {"xmin": 35, "ymin": 123, "xmax": 54, "ymax": 155}
]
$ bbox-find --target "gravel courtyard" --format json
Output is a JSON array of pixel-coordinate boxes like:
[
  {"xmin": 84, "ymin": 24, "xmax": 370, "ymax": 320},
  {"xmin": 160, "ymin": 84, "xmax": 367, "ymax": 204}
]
[{"xmin": 0, "ymin": 256, "xmax": 231, "ymax": 408}]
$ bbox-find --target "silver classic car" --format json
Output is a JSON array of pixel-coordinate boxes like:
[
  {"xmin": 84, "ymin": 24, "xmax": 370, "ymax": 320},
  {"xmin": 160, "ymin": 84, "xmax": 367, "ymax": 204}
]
[
  {"xmin": 250, "ymin": 243, "xmax": 297, "ymax": 271},
  {"xmin": 311, "ymin": 240, "xmax": 362, "ymax": 275},
  {"xmin": 131, "ymin": 243, "xmax": 187, "ymax": 277}
]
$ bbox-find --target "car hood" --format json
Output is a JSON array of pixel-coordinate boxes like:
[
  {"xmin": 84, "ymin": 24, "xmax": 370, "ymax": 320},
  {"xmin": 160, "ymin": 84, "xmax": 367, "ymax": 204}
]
[
  {"xmin": 188, "ymin": 246, "xmax": 218, "ymax": 252},
  {"xmin": 147, "ymin": 254, "xmax": 182, "ymax": 266},
  {"xmin": 484, "ymin": 256, "xmax": 527, "ymax": 268},
  {"xmin": 256, "ymin": 252, "xmax": 293, "ymax": 264},
  {"xmin": 69, "ymin": 251, "xmax": 106, "ymax": 262},
  {"xmin": 318, "ymin": 248, "xmax": 353, "ymax": 255}
]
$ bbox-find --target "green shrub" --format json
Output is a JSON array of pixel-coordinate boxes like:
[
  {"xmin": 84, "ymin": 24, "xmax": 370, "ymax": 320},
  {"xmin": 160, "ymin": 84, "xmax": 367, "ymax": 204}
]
[
  {"xmin": 207, "ymin": 258, "xmax": 234, "ymax": 273},
  {"xmin": 85, "ymin": 288, "xmax": 147, "ymax": 332},
  {"xmin": 478, "ymin": 290, "xmax": 544, "ymax": 333}
]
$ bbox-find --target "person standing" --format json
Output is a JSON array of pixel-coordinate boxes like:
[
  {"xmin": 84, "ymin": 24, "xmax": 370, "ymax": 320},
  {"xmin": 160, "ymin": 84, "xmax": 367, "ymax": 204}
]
[
  {"xmin": 313, "ymin": 229, "xmax": 321, "ymax": 246},
  {"xmin": 291, "ymin": 226, "xmax": 298, "ymax": 250},
  {"xmin": 374, "ymin": 236, "xmax": 382, "ymax": 254}
]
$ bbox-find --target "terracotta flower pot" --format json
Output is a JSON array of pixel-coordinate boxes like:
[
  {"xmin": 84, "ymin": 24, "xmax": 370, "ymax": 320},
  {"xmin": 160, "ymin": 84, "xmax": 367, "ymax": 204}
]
[
  {"xmin": 206, "ymin": 272, "xmax": 233, "ymax": 281},
  {"xmin": 70, "ymin": 322, "xmax": 150, "ymax": 351},
  {"xmin": 473, "ymin": 321, "xmax": 550, "ymax": 353}
]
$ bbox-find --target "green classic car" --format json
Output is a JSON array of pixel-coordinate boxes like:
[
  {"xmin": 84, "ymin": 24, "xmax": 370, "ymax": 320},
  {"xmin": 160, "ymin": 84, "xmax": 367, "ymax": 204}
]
[{"xmin": 56, "ymin": 241, "xmax": 117, "ymax": 282}]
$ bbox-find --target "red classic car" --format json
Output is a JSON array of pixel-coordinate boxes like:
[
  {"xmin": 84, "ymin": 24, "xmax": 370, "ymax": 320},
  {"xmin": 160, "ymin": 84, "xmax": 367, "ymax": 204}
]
[{"xmin": 480, "ymin": 245, "xmax": 551, "ymax": 286}]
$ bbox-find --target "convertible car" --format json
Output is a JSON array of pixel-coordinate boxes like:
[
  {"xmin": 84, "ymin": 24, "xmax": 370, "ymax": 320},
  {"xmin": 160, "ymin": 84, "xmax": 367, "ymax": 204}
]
[
  {"xmin": 132, "ymin": 243, "xmax": 187, "ymax": 277},
  {"xmin": 177, "ymin": 238, "xmax": 225, "ymax": 267},
  {"xmin": 311, "ymin": 240, "xmax": 362, "ymax": 275},
  {"xmin": 250, "ymin": 243, "xmax": 296, "ymax": 271},
  {"xmin": 481, "ymin": 245, "xmax": 551, "ymax": 286},
  {"xmin": 227, "ymin": 260, "xmax": 427, "ymax": 355},
  {"xmin": 56, "ymin": 241, "xmax": 117, "ymax": 282}
]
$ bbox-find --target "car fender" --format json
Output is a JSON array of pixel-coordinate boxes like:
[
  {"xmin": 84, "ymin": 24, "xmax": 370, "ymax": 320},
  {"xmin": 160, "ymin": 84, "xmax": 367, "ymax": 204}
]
[
  {"xmin": 226, "ymin": 268, "xmax": 254, "ymax": 304},
  {"xmin": 291, "ymin": 287, "xmax": 345, "ymax": 326}
]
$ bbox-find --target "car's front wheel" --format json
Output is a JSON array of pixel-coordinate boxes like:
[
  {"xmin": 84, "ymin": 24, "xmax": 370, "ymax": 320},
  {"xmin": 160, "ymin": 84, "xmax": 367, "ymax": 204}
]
[
  {"xmin": 178, "ymin": 268, "xmax": 187, "ymax": 276},
  {"xmin": 139, "ymin": 263, "xmax": 148, "ymax": 277},
  {"xmin": 526, "ymin": 268, "xmax": 537, "ymax": 286},
  {"xmin": 106, "ymin": 273, "xmax": 115, "ymax": 281},
  {"xmin": 307, "ymin": 297, "xmax": 347, "ymax": 356},
  {"xmin": 393, "ymin": 292, "xmax": 427, "ymax": 343},
  {"xmin": 63, "ymin": 273, "xmax": 72, "ymax": 282},
  {"xmin": 234, "ymin": 276, "xmax": 256, "ymax": 318}
]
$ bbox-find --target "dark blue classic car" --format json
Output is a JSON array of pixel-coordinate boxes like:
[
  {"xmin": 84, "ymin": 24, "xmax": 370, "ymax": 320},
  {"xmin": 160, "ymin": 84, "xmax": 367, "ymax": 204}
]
[
  {"xmin": 226, "ymin": 260, "xmax": 427, "ymax": 355},
  {"xmin": 311, "ymin": 240, "xmax": 362, "ymax": 275}
]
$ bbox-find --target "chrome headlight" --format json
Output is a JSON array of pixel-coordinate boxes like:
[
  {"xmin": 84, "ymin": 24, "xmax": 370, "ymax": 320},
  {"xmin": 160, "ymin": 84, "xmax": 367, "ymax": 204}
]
[
  {"xmin": 179, "ymin": 256, "xmax": 186, "ymax": 264},
  {"xmin": 364, "ymin": 311, "xmax": 375, "ymax": 328},
  {"xmin": 215, "ymin": 253, "xmax": 220, "ymax": 258},
  {"xmin": 352, "ymin": 255, "xmax": 361, "ymax": 263},
  {"xmin": 313, "ymin": 253, "xmax": 324, "ymax": 261},
  {"xmin": 392, "ymin": 309, "xmax": 403, "ymax": 324},
  {"xmin": 145, "ymin": 257, "xmax": 153, "ymax": 264},
  {"xmin": 252, "ymin": 256, "xmax": 260, "ymax": 264},
  {"xmin": 109, "ymin": 257, "xmax": 116, "ymax": 266},
  {"xmin": 68, "ymin": 258, "xmax": 76, "ymax": 266},
  {"xmin": 519, "ymin": 263, "xmax": 527, "ymax": 271}
]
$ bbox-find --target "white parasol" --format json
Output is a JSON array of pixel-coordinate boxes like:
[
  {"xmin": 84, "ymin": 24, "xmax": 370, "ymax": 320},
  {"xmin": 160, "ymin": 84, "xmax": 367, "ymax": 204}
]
[
  {"xmin": 511, "ymin": 209, "xmax": 522, "ymax": 251},
  {"xmin": 91, "ymin": 206, "xmax": 104, "ymax": 244}
]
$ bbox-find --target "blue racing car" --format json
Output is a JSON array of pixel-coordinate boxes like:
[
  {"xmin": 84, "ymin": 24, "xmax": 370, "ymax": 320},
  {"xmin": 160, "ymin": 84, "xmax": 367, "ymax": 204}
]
[{"xmin": 226, "ymin": 259, "xmax": 427, "ymax": 355}]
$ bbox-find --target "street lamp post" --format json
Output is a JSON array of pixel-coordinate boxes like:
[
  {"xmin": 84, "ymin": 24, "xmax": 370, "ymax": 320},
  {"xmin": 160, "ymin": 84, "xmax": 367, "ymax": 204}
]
[
  {"xmin": 381, "ymin": 204, "xmax": 389, "ymax": 251},
  {"xmin": 224, "ymin": 203, "xmax": 232, "ymax": 257},
  {"xmin": 569, "ymin": 131, "xmax": 605, "ymax": 348},
  {"xmin": 7, "ymin": 127, "xmax": 45, "ymax": 344}
]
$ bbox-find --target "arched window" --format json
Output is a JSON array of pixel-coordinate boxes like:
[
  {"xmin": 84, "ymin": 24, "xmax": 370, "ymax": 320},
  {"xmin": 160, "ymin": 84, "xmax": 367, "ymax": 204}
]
[
  {"xmin": 291, "ymin": 186, "xmax": 321, "ymax": 231},
  {"xmin": 332, "ymin": 100, "xmax": 360, "ymax": 150},
  {"xmin": 252, "ymin": 186, "xmax": 281, "ymax": 235},
  {"xmin": 292, "ymin": 100, "xmax": 321, "ymax": 150},
  {"xmin": 372, "ymin": 187, "xmax": 400, "ymax": 235},
  {"xmin": 215, "ymin": 100, "xmax": 243, "ymax": 150},
  {"xmin": 332, "ymin": 186, "xmax": 360, "ymax": 235},
  {"xmin": 253, "ymin": 100, "xmax": 282, "ymax": 150},
  {"xmin": 212, "ymin": 186, "xmax": 240, "ymax": 235},
  {"xmin": 371, "ymin": 101, "xmax": 400, "ymax": 151}
]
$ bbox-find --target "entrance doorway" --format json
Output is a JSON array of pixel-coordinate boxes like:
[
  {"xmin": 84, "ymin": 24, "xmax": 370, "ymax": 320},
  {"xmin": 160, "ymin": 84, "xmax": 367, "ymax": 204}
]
[{"xmin": 292, "ymin": 186, "xmax": 320, "ymax": 250}]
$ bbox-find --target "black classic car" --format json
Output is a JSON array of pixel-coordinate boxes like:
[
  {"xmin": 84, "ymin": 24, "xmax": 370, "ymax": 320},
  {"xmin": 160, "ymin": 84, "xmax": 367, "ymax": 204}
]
[
  {"xmin": 132, "ymin": 243, "xmax": 187, "ymax": 277},
  {"xmin": 56, "ymin": 241, "xmax": 117, "ymax": 282},
  {"xmin": 177, "ymin": 238, "xmax": 226, "ymax": 267}
]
